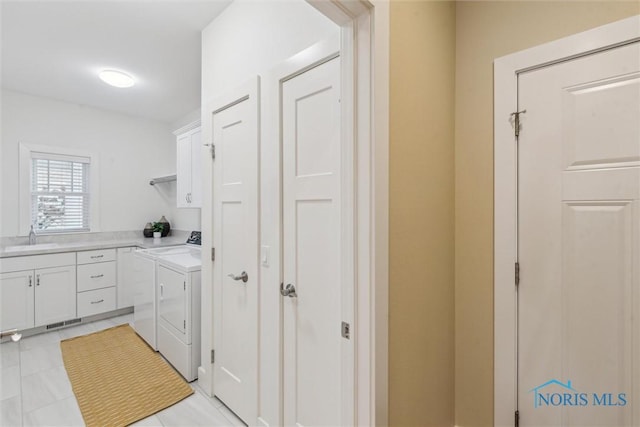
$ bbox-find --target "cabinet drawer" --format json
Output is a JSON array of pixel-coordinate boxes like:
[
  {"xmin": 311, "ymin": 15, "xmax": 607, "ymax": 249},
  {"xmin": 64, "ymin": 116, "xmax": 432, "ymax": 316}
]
[
  {"xmin": 77, "ymin": 287, "xmax": 116, "ymax": 317},
  {"xmin": 77, "ymin": 249, "xmax": 116, "ymax": 265},
  {"xmin": 77, "ymin": 261, "xmax": 116, "ymax": 292}
]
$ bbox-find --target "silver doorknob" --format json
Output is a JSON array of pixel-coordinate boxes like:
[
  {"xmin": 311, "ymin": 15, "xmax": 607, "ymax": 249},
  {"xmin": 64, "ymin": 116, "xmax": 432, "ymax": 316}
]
[
  {"xmin": 280, "ymin": 283, "xmax": 297, "ymax": 298},
  {"xmin": 228, "ymin": 271, "xmax": 248, "ymax": 283}
]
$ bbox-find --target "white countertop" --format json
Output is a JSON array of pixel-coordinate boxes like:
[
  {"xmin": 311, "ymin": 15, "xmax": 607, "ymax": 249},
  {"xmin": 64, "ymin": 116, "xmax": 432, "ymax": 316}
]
[{"xmin": 0, "ymin": 235, "xmax": 189, "ymax": 258}]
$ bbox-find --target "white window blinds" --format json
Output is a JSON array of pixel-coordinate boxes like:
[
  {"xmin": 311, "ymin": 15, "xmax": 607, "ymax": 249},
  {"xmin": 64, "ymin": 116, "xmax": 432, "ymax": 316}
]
[{"xmin": 31, "ymin": 152, "xmax": 91, "ymax": 233}]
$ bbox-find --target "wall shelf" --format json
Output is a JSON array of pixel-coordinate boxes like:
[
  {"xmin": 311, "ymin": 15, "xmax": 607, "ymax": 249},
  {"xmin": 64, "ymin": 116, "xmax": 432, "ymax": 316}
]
[{"xmin": 149, "ymin": 174, "xmax": 177, "ymax": 186}]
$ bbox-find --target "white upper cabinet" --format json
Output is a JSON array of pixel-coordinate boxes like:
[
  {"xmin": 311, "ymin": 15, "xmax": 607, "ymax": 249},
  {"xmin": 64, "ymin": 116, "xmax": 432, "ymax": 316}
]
[{"xmin": 175, "ymin": 121, "xmax": 202, "ymax": 208}]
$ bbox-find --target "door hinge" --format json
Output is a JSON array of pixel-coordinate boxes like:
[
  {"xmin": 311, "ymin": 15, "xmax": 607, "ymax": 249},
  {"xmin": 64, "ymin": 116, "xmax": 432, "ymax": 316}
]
[
  {"xmin": 211, "ymin": 349, "xmax": 215, "ymax": 364},
  {"xmin": 515, "ymin": 262, "xmax": 520, "ymax": 286},
  {"xmin": 341, "ymin": 321, "xmax": 350, "ymax": 340},
  {"xmin": 183, "ymin": 320, "xmax": 186, "ymax": 329},
  {"xmin": 515, "ymin": 410, "xmax": 519, "ymax": 427},
  {"xmin": 204, "ymin": 143, "xmax": 215, "ymax": 159},
  {"xmin": 211, "ymin": 247, "xmax": 215, "ymax": 262},
  {"xmin": 510, "ymin": 110, "xmax": 526, "ymax": 138},
  {"xmin": 184, "ymin": 281, "xmax": 186, "ymax": 291}
]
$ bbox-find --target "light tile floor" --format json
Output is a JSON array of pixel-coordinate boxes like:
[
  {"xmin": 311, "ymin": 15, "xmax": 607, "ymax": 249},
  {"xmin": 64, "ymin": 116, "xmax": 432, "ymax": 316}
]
[{"xmin": 0, "ymin": 314, "xmax": 246, "ymax": 427}]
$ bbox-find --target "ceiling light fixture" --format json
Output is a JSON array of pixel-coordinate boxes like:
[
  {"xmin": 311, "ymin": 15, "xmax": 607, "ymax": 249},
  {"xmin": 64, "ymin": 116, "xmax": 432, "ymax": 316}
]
[{"xmin": 98, "ymin": 69, "xmax": 135, "ymax": 88}]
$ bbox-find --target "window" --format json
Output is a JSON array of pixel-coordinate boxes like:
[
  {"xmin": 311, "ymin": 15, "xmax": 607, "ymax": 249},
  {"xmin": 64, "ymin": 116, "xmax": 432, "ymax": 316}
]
[
  {"xmin": 19, "ymin": 144, "xmax": 99, "ymax": 235},
  {"xmin": 31, "ymin": 152, "xmax": 90, "ymax": 233}
]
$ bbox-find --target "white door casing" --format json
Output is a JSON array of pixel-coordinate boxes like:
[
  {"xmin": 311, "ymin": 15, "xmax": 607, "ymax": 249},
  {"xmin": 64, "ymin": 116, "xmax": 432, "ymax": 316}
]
[
  {"xmin": 210, "ymin": 77, "xmax": 260, "ymax": 425},
  {"xmin": 517, "ymin": 42, "xmax": 639, "ymax": 426},
  {"xmin": 494, "ymin": 15, "xmax": 640, "ymax": 426},
  {"xmin": 281, "ymin": 55, "xmax": 352, "ymax": 426}
]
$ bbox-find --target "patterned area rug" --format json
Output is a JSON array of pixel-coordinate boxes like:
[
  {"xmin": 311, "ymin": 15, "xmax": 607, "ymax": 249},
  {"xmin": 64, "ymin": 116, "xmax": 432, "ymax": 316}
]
[{"xmin": 60, "ymin": 324, "xmax": 193, "ymax": 427}]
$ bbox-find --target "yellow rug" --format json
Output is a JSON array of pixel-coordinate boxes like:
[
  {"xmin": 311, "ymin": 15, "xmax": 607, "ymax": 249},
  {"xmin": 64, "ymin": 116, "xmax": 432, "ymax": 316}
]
[{"xmin": 61, "ymin": 324, "xmax": 193, "ymax": 427}]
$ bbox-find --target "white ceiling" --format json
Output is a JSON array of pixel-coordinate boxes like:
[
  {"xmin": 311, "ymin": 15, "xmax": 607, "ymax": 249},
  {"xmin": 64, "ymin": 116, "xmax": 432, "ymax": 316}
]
[{"xmin": 1, "ymin": 0, "xmax": 232, "ymax": 123}]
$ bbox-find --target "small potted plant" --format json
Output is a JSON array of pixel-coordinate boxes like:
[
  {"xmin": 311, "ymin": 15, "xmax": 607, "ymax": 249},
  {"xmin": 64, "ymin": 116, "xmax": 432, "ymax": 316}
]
[{"xmin": 152, "ymin": 222, "xmax": 164, "ymax": 239}]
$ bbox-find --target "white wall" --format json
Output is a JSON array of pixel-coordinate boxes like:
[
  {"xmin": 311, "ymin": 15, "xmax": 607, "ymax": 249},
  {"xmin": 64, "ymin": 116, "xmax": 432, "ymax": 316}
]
[
  {"xmin": 201, "ymin": 0, "xmax": 338, "ymax": 97},
  {"xmin": 199, "ymin": 1, "xmax": 339, "ymax": 425},
  {"xmin": 0, "ymin": 90, "xmax": 196, "ymax": 236}
]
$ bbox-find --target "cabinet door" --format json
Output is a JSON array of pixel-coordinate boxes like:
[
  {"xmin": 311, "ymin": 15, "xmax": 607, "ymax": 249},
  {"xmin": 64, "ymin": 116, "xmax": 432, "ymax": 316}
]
[
  {"xmin": 176, "ymin": 134, "xmax": 192, "ymax": 208},
  {"xmin": 0, "ymin": 270, "xmax": 35, "ymax": 331},
  {"xmin": 116, "ymin": 247, "xmax": 136, "ymax": 308},
  {"xmin": 34, "ymin": 265, "xmax": 76, "ymax": 326},
  {"xmin": 189, "ymin": 129, "xmax": 202, "ymax": 207}
]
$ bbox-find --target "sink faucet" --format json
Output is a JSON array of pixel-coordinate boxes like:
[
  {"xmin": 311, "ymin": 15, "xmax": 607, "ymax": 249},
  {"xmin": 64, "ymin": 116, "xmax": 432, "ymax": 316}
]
[{"xmin": 28, "ymin": 225, "xmax": 36, "ymax": 245}]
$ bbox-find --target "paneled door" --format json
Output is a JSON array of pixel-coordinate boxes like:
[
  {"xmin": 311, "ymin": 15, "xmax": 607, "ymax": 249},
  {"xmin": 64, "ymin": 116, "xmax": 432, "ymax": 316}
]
[
  {"xmin": 282, "ymin": 56, "xmax": 351, "ymax": 426},
  {"xmin": 212, "ymin": 79, "xmax": 259, "ymax": 425},
  {"xmin": 0, "ymin": 270, "xmax": 35, "ymax": 331},
  {"xmin": 518, "ymin": 42, "xmax": 640, "ymax": 426},
  {"xmin": 34, "ymin": 265, "xmax": 76, "ymax": 327}
]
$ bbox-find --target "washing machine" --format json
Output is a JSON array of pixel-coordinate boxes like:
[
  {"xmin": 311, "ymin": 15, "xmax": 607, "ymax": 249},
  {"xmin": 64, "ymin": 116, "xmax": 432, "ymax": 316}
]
[
  {"xmin": 156, "ymin": 247, "xmax": 201, "ymax": 381},
  {"xmin": 133, "ymin": 231, "xmax": 200, "ymax": 351}
]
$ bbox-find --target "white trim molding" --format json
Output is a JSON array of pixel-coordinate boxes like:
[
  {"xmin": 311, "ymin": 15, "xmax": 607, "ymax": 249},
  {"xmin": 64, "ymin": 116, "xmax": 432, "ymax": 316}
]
[
  {"xmin": 172, "ymin": 119, "xmax": 201, "ymax": 136},
  {"xmin": 494, "ymin": 15, "xmax": 640, "ymax": 427},
  {"xmin": 303, "ymin": 2, "xmax": 389, "ymax": 425}
]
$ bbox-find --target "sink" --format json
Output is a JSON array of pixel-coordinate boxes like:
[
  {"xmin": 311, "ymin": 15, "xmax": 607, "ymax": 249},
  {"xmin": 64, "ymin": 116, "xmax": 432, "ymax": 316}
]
[{"xmin": 3, "ymin": 243, "xmax": 61, "ymax": 252}]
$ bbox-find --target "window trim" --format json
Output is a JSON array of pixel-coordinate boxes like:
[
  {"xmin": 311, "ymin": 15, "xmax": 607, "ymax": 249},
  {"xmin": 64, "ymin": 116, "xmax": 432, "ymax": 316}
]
[{"xmin": 19, "ymin": 143, "xmax": 100, "ymax": 235}]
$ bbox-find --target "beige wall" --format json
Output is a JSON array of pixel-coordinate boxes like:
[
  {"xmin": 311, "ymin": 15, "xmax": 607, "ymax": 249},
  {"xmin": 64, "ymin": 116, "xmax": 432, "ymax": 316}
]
[
  {"xmin": 454, "ymin": 2, "xmax": 640, "ymax": 426},
  {"xmin": 389, "ymin": 2, "xmax": 456, "ymax": 425}
]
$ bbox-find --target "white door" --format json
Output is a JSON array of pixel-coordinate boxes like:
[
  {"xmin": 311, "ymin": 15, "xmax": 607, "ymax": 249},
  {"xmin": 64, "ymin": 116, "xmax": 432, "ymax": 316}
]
[
  {"xmin": 34, "ymin": 265, "xmax": 76, "ymax": 326},
  {"xmin": 212, "ymin": 81, "xmax": 259, "ymax": 425},
  {"xmin": 0, "ymin": 270, "xmax": 35, "ymax": 331},
  {"xmin": 282, "ymin": 56, "xmax": 349, "ymax": 426},
  {"xmin": 518, "ymin": 42, "xmax": 640, "ymax": 426}
]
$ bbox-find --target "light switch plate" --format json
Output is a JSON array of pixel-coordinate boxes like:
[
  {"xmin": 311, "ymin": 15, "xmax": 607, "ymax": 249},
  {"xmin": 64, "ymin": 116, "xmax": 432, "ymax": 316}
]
[{"xmin": 261, "ymin": 245, "xmax": 270, "ymax": 267}]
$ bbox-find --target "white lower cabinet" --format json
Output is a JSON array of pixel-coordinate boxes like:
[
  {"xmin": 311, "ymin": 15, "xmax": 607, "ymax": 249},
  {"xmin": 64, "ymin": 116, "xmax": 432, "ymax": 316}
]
[
  {"xmin": 0, "ymin": 270, "xmax": 35, "ymax": 331},
  {"xmin": 0, "ymin": 246, "xmax": 138, "ymax": 332},
  {"xmin": 0, "ymin": 252, "xmax": 76, "ymax": 330},
  {"xmin": 76, "ymin": 249, "xmax": 117, "ymax": 317},
  {"xmin": 34, "ymin": 265, "xmax": 77, "ymax": 326}
]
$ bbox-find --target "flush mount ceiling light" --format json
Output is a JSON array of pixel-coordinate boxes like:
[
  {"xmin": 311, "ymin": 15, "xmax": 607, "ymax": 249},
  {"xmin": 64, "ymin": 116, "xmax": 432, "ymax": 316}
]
[{"xmin": 98, "ymin": 69, "xmax": 135, "ymax": 88}]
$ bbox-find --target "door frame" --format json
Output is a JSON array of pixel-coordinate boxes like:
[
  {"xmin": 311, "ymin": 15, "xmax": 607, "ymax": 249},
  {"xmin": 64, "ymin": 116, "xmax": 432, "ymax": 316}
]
[
  {"xmin": 301, "ymin": 3, "xmax": 390, "ymax": 424},
  {"xmin": 494, "ymin": 15, "xmax": 640, "ymax": 426}
]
